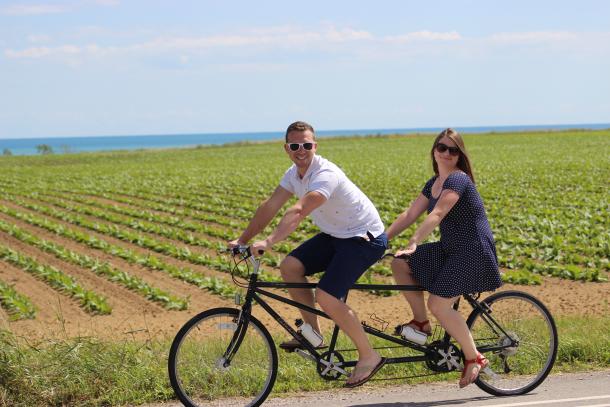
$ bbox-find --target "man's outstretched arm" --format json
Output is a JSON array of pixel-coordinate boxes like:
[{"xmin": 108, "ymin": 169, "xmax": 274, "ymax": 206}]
[
  {"xmin": 251, "ymin": 191, "xmax": 326, "ymax": 254},
  {"xmin": 231, "ymin": 186, "xmax": 293, "ymax": 246}
]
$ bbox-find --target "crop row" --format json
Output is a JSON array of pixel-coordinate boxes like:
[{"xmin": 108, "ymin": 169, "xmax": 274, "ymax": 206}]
[
  {"xmin": 30, "ymin": 191, "xmax": 588, "ymax": 282},
  {"xmin": 33, "ymin": 191, "xmax": 222, "ymax": 249},
  {"xmin": 0, "ymin": 204, "xmax": 238, "ymax": 299},
  {"xmin": 0, "ymin": 188, "xmax": 549, "ymax": 285},
  {"xmin": 0, "ymin": 194, "xmax": 282, "ymax": 281},
  {"xmin": 37, "ymin": 190, "xmax": 297, "ymax": 266},
  {"xmin": 57, "ymin": 185, "xmax": 311, "ymax": 246},
  {"xmin": 0, "ymin": 279, "xmax": 37, "ymax": 320},
  {"xmin": 27, "ymin": 195, "xmax": 400, "ymax": 294},
  {"xmin": 0, "ymin": 219, "xmax": 188, "ymax": 310},
  {"xmin": 0, "ymin": 244, "xmax": 111, "ymax": 315},
  {"xmin": 55, "ymin": 180, "xmax": 609, "ymax": 278},
  {"xmin": 0, "ymin": 194, "xmax": 404, "ymax": 295}
]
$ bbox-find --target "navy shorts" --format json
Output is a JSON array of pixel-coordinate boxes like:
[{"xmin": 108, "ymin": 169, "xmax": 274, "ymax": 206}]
[{"xmin": 288, "ymin": 232, "xmax": 388, "ymax": 299}]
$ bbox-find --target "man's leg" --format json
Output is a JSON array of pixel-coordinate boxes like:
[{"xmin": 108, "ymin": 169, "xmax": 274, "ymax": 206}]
[
  {"xmin": 316, "ymin": 289, "xmax": 381, "ymax": 383},
  {"xmin": 279, "ymin": 255, "xmax": 320, "ymax": 334},
  {"xmin": 315, "ymin": 234, "xmax": 387, "ymax": 385}
]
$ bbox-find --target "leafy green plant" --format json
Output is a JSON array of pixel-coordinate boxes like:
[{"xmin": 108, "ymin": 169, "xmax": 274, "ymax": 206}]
[
  {"xmin": 0, "ymin": 245, "xmax": 111, "ymax": 315},
  {"xmin": 0, "ymin": 279, "xmax": 36, "ymax": 320}
]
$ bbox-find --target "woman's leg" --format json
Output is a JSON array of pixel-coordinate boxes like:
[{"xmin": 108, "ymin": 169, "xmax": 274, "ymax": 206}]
[
  {"xmin": 391, "ymin": 258, "xmax": 428, "ymax": 325},
  {"xmin": 427, "ymin": 294, "xmax": 481, "ymax": 385}
]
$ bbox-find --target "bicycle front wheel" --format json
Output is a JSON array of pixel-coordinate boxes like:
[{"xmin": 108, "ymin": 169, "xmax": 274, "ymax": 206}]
[
  {"xmin": 467, "ymin": 290, "xmax": 558, "ymax": 396},
  {"xmin": 168, "ymin": 307, "xmax": 278, "ymax": 407}
]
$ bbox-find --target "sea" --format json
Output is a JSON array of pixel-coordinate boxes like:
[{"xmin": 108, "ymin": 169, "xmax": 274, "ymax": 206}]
[{"xmin": 1, "ymin": 123, "xmax": 608, "ymax": 156}]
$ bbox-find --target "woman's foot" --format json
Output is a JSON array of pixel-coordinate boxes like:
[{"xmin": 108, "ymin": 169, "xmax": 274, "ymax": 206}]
[
  {"xmin": 407, "ymin": 319, "xmax": 432, "ymax": 335},
  {"xmin": 394, "ymin": 319, "xmax": 432, "ymax": 336},
  {"xmin": 345, "ymin": 354, "xmax": 386, "ymax": 388},
  {"xmin": 459, "ymin": 353, "xmax": 488, "ymax": 388}
]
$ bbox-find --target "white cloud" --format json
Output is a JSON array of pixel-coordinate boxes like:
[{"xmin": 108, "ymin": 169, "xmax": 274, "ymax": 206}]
[
  {"xmin": 91, "ymin": 0, "xmax": 120, "ymax": 5},
  {"xmin": 5, "ymin": 45, "xmax": 80, "ymax": 58},
  {"xmin": 134, "ymin": 26, "xmax": 373, "ymax": 52},
  {"xmin": 1, "ymin": 1, "xmax": 119, "ymax": 16},
  {"xmin": 2, "ymin": 25, "xmax": 375, "ymax": 60},
  {"xmin": 27, "ymin": 34, "xmax": 52, "ymax": 43},
  {"xmin": 384, "ymin": 30, "xmax": 462, "ymax": 43},
  {"xmin": 1, "ymin": 4, "xmax": 69, "ymax": 15},
  {"xmin": 6, "ymin": 26, "xmax": 607, "ymax": 63},
  {"xmin": 489, "ymin": 31, "xmax": 578, "ymax": 44}
]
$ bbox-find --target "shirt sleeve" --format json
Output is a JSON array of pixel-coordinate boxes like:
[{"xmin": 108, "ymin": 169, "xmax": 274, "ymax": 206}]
[
  {"xmin": 442, "ymin": 172, "xmax": 470, "ymax": 196},
  {"xmin": 279, "ymin": 167, "xmax": 295, "ymax": 194},
  {"xmin": 308, "ymin": 168, "xmax": 339, "ymax": 199},
  {"xmin": 421, "ymin": 177, "xmax": 435, "ymax": 199}
]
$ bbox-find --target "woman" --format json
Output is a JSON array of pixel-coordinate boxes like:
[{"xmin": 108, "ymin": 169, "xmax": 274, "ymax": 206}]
[{"xmin": 386, "ymin": 128, "xmax": 502, "ymax": 388}]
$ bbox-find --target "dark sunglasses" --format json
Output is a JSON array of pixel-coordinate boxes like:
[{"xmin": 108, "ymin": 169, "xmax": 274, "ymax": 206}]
[
  {"xmin": 435, "ymin": 143, "xmax": 460, "ymax": 156},
  {"xmin": 286, "ymin": 142, "xmax": 315, "ymax": 151}
]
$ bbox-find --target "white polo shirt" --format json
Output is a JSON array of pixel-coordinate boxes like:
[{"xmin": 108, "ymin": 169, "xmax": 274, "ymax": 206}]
[{"xmin": 279, "ymin": 155, "xmax": 384, "ymax": 239}]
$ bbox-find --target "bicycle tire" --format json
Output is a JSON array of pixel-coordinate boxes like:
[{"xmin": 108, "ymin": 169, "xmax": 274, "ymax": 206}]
[
  {"xmin": 466, "ymin": 290, "xmax": 558, "ymax": 396},
  {"xmin": 168, "ymin": 307, "xmax": 278, "ymax": 407}
]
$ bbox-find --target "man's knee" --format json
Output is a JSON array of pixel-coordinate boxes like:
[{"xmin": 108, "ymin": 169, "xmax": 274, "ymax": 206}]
[
  {"xmin": 315, "ymin": 288, "xmax": 337, "ymax": 308},
  {"xmin": 280, "ymin": 255, "xmax": 305, "ymax": 280}
]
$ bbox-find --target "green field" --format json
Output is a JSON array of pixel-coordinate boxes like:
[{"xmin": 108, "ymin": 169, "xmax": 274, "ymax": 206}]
[
  {"xmin": 0, "ymin": 129, "xmax": 609, "ymax": 406},
  {"xmin": 1, "ymin": 129, "xmax": 608, "ymax": 286}
]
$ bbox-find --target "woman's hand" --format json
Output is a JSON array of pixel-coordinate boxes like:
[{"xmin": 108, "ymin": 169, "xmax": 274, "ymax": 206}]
[{"xmin": 396, "ymin": 241, "xmax": 417, "ymax": 256}]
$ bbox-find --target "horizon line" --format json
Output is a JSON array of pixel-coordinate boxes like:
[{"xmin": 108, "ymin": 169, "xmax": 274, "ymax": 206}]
[{"xmin": 1, "ymin": 122, "xmax": 609, "ymax": 141}]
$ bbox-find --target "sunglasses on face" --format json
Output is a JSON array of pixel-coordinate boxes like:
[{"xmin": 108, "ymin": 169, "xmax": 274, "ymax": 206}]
[
  {"xmin": 286, "ymin": 142, "xmax": 315, "ymax": 151},
  {"xmin": 435, "ymin": 143, "xmax": 460, "ymax": 156}
]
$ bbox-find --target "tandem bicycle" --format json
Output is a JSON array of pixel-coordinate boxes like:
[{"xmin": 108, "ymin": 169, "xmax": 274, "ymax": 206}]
[{"xmin": 168, "ymin": 246, "xmax": 558, "ymax": 407}]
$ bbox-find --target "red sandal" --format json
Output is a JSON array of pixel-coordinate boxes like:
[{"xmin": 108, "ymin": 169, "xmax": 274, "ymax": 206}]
[
  {"xmin": 459, "ymin": 352, "xmax": 488, "ymax": 388},
  {"xmin": 407, "ymin": 319, "xmax": 432, "ymax": 335},
  {"xmin": 394, "ymin": 319, "xmax": 432, "ymax": 336}
]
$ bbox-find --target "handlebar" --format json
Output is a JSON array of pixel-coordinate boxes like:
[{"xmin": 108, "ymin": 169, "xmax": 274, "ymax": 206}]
[{"xmin": 227, "ymin": 245, "xmax": 252, "ymax": 257}]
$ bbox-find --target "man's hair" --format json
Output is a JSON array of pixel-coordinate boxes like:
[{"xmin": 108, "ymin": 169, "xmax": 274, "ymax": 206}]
[{"xmin": 285, "ymin": 121, "xmax": 315, "ymax": 142}]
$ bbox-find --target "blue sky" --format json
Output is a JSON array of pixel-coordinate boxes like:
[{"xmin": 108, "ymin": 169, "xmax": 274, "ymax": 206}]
[{"xmin": 1, "ymin": 0, "xmax": 609, "ymax": 139}]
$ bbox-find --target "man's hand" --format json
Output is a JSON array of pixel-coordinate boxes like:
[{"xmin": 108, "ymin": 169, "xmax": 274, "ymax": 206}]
[
  {"xmin": 228, "ymin": 239, "xmax": 246, "ymax": 249},
  {"xmin": 251, "ymin": 239, "xmax": 271, "ymax": 257}
]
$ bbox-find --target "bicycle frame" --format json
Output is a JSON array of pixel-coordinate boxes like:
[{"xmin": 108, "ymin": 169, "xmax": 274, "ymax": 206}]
[{"xmin": 228, "ymin": 253, "xmax": 517, "ymax": 371}]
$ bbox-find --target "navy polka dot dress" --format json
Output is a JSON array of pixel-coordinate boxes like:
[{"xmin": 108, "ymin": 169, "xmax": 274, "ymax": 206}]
[{"xmin": 409, "ymin": 172, "xmax": 503, "ymax": 298}]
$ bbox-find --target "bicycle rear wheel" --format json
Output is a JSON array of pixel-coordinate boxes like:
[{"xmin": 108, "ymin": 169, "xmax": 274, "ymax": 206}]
[
  {"xmin": 168, "ymin": 307, "xmax": 278, "ymax": 407},
  {"xmin": 467, "ymin": 290, "xmax": 558, "ymax": 396}
]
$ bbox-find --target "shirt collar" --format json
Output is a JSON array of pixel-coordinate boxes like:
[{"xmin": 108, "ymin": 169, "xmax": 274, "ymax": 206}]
[{"xmin": 297, "ymin": 154, "xmax": 321, "ymax": 181}]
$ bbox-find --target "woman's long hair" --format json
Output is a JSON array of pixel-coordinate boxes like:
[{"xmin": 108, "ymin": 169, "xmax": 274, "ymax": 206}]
[{"xmin": 431, "ymin": 128, "xmax": 475, "ymax": 183}]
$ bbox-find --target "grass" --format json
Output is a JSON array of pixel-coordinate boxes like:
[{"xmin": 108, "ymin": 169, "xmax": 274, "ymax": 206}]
[{"xmin": 1, "ymin": 315, "xmax": 609, "ymax": 406}]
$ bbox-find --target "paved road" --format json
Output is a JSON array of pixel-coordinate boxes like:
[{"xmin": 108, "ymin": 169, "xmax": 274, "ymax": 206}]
[{"xmin": 147, "ymin": 369, "xmax": 610, "ymax": 407}]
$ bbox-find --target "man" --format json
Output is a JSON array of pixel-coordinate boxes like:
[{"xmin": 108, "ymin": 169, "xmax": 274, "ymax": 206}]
[{"xmin": 229, "ymin": 121, "xmax": 387, "ymax": 387}]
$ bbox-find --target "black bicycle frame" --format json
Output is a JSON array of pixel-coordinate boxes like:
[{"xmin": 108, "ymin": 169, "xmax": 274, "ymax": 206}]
[{"xmin": 235, "ymin": 272, "xmax": 456, "ymax": 368}]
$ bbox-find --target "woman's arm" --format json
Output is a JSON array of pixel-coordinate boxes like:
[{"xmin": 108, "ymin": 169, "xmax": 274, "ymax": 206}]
[
  {"xmin": 386, "ymin": 193, "xmax": 429, "ymax": 240},
  {"xmin": 400, "ymin": 189, "xmax": 460, "ymax": 254}
]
